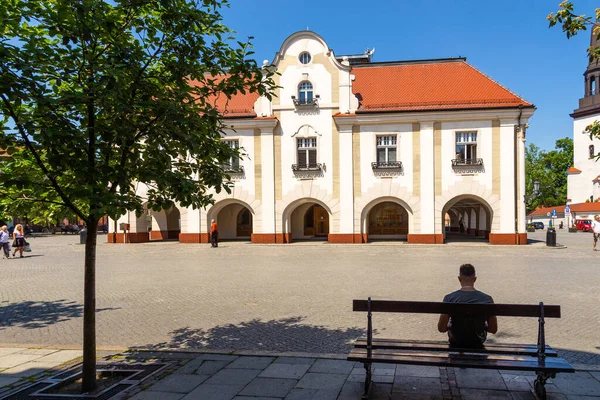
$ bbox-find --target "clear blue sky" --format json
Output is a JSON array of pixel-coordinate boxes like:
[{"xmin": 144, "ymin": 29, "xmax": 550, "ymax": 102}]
[{"xmin": 221, "ymin": 0, "xmax": 597, "ymax": 151}]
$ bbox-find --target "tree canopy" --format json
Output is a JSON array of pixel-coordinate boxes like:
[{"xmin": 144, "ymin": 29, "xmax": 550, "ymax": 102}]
[
  {"xmin": 525, "ymin": 137, "xmax": 573, "ymax": 212},
  {"xmin": 0, "ymin": 0, "xmax": 275, "ymax": 391}
]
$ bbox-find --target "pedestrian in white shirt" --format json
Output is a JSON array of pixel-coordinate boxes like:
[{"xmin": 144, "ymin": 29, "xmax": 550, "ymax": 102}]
[
  {"xmin": 0, "ymin": 225, "xmax": 10, "ymax": 259},
  {"xmin": 592, "ymin": 215, "xmax": 600, "ymax": 251}
]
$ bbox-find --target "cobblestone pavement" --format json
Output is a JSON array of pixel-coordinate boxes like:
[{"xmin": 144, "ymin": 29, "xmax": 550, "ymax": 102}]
[{"xmin": 0, "ymin": 231, "xmax": 598, "ymax": 367}]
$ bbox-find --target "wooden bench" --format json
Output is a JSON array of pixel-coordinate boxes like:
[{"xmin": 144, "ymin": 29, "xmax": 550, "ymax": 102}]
[{"xmin": 348, "ymin": 299, "xmax": 574, "ymax": 400}]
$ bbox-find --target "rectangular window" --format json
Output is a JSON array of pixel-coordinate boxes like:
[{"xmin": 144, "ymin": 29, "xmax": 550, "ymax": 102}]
[
  {"xmin": 376, "ymin": 135, "xmax": 397, "ymax": 164},
  {"xmin": 455, "ymin": 132, "xmax": 477, "ymax": 164},
  {"xmin": 297, "ymin": 137, "xmax": 317, "ymax": 167},
  {"xmin": 223, "ymin": 139, "xmax": 240, "ymax": 170}
]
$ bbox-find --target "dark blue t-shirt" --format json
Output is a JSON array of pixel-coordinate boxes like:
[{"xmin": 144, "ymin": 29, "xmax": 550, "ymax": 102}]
[{"xmin": 443, "ymin": 289, "xmax": 494, "ymax": 346}]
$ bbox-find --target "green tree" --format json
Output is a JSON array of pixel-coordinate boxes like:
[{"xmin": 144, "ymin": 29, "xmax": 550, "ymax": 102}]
[
  {"xmin": 548, "ymin": 2, "xmax": 600, "ymax": 150},
  {"xmin": 0, "ymin": 0, "xmax": 275, "ymax": 391},
  {"xmin": 525, "ymin": 138, "xmax": 573, "ymax": 212}
]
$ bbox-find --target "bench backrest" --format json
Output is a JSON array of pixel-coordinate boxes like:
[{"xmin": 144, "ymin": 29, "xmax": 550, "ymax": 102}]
[{"xmin": 352, "ymin": 300, "xmax": 561, "ymax": 318}]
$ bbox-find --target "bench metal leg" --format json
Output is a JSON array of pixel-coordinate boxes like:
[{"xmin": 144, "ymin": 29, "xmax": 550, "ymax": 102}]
[
  {"xmin": 362, "ymin": 362, "xmax": 372, "ymax": 399},
  {"xmin": 534, "ymin": 371, "xmax": 555, "ymax": 400}
]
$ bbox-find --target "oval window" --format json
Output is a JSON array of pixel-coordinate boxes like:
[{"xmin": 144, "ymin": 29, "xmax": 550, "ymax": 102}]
[{"xmin": 299, "ymin": 52, "xmax": 311, "ymax": 64}]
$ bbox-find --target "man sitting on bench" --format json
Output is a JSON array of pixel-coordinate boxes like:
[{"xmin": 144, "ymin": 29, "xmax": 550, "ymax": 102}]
[{"xmin": 437, "ymin": 264, "xmax": 498, "ymax": 347}]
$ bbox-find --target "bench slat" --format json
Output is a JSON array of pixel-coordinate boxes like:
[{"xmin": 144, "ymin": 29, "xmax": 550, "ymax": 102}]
[
  {"xmin": 354, "ymin": 338, "xmax": 558, "ymax": 357},
  {"xmin": 348, "ymin": 348, "xmax": 574, "ymax": 373},
  {"xmin": 353, "ymin": 300, "xmax": 561, "ymax": 318}
]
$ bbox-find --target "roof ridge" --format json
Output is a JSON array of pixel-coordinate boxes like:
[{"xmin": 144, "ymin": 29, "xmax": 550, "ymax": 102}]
[
  {"xmin": 461, "ymin": 61, "xmax": 532, "ymax": 107},
  {"xmin": 352, "ymin": 57, "xmax": 467, "ymax": 68}
]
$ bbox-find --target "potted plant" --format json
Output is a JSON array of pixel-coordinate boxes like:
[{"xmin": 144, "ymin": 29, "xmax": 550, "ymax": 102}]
[
  {"xmin": 569, "ymin": 224, "xmax": 578, "ymax": 233},
  {"xmin": 526, "ymin": 224, "xmax": 536, "ymax": 233}
]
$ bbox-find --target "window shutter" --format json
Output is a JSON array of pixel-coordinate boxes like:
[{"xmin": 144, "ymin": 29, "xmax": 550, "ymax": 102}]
[
  {"xmin": 298, "ymin": 150, "xmax": 307, "ymax": 166},
  {"xmin": 308, "ymin": 149, "xmax": 317, "ymax": 166}
]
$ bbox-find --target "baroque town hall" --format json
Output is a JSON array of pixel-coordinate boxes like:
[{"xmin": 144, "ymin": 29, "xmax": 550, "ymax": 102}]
[{"xmin": 110, "ymin": 31, "xmax": 534, "ymax": 245}]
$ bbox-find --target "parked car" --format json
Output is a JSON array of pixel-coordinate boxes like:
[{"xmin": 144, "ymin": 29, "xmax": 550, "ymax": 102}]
[
  {"xmin": 531, "ymin": 222, "xmax": 545, "ymax": 229},
  {"xmin": 575, "ymin": 219, "xmax": 592, "ymax": 232}
]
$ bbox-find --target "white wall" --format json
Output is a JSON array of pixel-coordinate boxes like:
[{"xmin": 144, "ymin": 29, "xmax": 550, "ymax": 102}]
[{"xmin": 569, "ymin": 114, "xmax": 600, "ymax": 203}]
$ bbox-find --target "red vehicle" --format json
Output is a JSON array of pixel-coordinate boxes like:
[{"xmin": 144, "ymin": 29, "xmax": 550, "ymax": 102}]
[{"xmin": 575, "ymin": 219, "xmax": 592, "ymax": 232}]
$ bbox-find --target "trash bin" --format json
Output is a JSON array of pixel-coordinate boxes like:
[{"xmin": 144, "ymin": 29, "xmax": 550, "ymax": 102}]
[
  {"xmin": 79, "ymin": 228, "xmax": 87, "ymax": 245},
  {"xmin": 546, "ymin": 227, "xmax": 556, "ymax": 247}
]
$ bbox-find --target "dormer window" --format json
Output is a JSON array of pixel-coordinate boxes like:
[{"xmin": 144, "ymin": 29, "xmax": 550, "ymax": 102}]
[{"xmin": 299, "ymin": 52, "xmax": 311, "ymax": 64}]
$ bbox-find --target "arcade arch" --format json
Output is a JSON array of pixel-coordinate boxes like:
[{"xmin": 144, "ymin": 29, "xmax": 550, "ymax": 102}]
[
  {"xmin": 361, "ymin": 198, "xmax": 412, "ymax": 241},
  {"xmin": 442, "ymin": 195, "xmax": 492, "ymax": 243},
  {"xmin": 207, "ymin": 200, "xmax": 254, "ymax": 240},
  {"xmin": 282, "ymin": 198, "xmax": 332, "ymax": 242}
]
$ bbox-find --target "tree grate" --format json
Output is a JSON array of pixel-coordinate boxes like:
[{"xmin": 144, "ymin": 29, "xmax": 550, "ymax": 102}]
[{"xmin": 0, "ymin": 363, "xmax": 168, "ymax": 400}]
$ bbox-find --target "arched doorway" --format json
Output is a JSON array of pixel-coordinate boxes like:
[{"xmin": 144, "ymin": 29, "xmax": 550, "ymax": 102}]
[
  {"xmin": 442, "ymin": 196, "xmax": 492, "ymax": 243},
  {"xmin": 148, "ymin": 206, "xmax": 181, "ymax": 241},
  {"xmin": 236, "ymin": 208, "xmax": 253, "ymax": 238},
  {"xmin": 290, "ymin": 203, "xmax": 330, "ymax": 241},
  {"xmin": 368, "ymin": 201, "xmax": 409, "ymax": 241},
  {"xmin": 215, "ymin": 203, "xmax": 253, "ymax": 240}
]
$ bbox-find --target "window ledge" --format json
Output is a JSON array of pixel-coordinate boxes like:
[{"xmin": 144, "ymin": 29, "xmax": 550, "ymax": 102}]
[
  {"xmin": 292, "ymin": 97, "xmax": 320, "ymax": 108},
  {"xmin": 371, "ymin": 161, "xmax": 403, "ymax": 170},
  {"xmin": 292, "ymin": 163, "xmax": 323, "ymax": 172},
  {"xmin": 221, "ymin": 165, "xmax": 244, "ymax": 174},
  {"xmin": 451, "ymin": 158, "xmax": 483, "ymax": 167}
]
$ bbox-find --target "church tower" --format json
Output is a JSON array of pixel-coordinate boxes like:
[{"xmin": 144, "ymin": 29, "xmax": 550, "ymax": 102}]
[{"xmin": 567, "ymin": 25, "xmax": 600, "ymax": 203}]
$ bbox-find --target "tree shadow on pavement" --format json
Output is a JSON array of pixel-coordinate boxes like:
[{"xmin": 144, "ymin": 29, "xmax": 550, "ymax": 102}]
[
  {"xmin": 144, "ymin": 316, "xmax": 366, "ymax": 354},
  {"xmin": 0, "ymin": 300, "xmax": 119, "ymax": 330}
]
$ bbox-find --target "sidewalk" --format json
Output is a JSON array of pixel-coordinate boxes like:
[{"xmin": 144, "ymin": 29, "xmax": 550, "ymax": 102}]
[{"xmin": 2, "ymin": 347, "xmax": 599, "ymax": 399}]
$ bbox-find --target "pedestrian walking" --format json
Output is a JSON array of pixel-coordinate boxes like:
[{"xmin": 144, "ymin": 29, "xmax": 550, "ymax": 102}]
[
  {"xmin": 210, "ymin": 219, "xmax": 219, "ymax": 248},
  {"xmin": 592, "ymin": 215, "xmax": 600, "ymax": 251},
  {"xmin": 12, "ymin": 224, "xmax": 25, "ymax": 258},
  {"xmin": 0, "ymin": 225, "xmax": 10, "ymax": 259}
]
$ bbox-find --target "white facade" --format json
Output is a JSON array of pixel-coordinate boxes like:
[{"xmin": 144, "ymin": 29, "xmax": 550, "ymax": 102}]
[
  {"xmin": 568, "ymin": 114, "xmax": 600, "ymax": 203},
  {"xmin": 110, "ymin": 32, "xmax": 534, "ymax": 245}
]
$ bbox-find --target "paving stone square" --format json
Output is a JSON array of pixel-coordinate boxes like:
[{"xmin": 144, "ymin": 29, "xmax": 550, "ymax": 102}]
[
  {"xmin": 454, "ymin": 367, "xmax": 507, "ymax": 390},
  {"xmin": 392, "ymin": 376, "xmax": 443, "ymax": 395},
  {"xmin": 309, "ymin": 359, "xmax": 355, "ymax": 374},
  {"xmin": 225, "ymin": 356, "xmax": 274, "ymax": 370},
  {"xmin": 0, "ymin": 233, "xmax": 598, "ymax": 369},
  {"xmin": 180, "ymin": 383, "xmax": 244, "ymax": 400},
  {"xmin": 295, "ymin": 372, "xmax": 348, "ymax": 390},
  {"xmin": 395, "ymin": 364, "xmax": 441, "ymax": 378},
  {"xmin": 551, "ymin": 371, "xmax": 600, "ymax": 396},
  {"xmin": 238, "ymin": 377, "xmax": 298, "ymax": 397},
  {"xmin": 129, "ymin": 391, "xmax": 184, "ymax": 400},
  {"xmin": 144, "ymin": 373, "xmax": 208, "ymax": 393},
  {"xmin": 203, "ymin": 368, "xmax": 260, "ymax": 386},
  {"xmin": 274, "ymin": 356, "xmax": 316, "ymax": 365},
  {"xmin": 1, "ymin": 234, "xmax": 600, "ymax": 399},
  {"xmin": 259, "ymin": 362, "xmax": 311, "ymax": 379}
]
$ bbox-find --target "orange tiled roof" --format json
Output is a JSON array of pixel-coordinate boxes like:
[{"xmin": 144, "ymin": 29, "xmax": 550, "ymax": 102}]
[
  {"xmin": 593, "ymin": 174, "xmax": 600, "ymax": 182},
  {"xmin": 527, "ymin": 205, "xmax": 565, "ymax": 217},
  {"xmin": 352, "ymin": 61, "xmax": 532, "ymax": 113},
  {"xmin": 188, "ymin": 75, "xmax": 259, "ymax": 118},
  {"xmin": 567, "ymin": 166, "xmax": 582, "ymax": 174},
  {"xmin": 528, "ymin": 202, "xmax": 600, "ymax": 216},
  {"xmin": 570, "ymin": 202, "xmax": 600, "ymax": 212}
]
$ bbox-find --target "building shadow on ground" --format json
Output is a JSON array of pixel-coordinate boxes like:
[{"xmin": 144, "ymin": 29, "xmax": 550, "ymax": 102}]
[
  {"xmin": 141, "ymin": 316, "xmax": 366, "ymax": 354},
  {"xmin": 0, "ymin": 300, "xmax": 119, "ymax": 330}
]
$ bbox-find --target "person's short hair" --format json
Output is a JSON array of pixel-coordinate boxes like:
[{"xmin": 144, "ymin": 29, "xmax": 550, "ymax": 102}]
[{"xmin": 459, "ymin": 264, "xmax": 476, "ymax": 278}]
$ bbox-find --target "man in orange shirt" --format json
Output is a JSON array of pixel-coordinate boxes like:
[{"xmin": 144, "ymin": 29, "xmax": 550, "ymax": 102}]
[{"xmin": 210, "ymin": 219, "xmax": 219, "ymax": 248}]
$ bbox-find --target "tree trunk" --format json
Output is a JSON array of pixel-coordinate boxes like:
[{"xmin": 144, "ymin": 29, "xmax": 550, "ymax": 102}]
[{"xmin": 81, "ymin": 219, "xmax": 98, "ymax": 392}]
